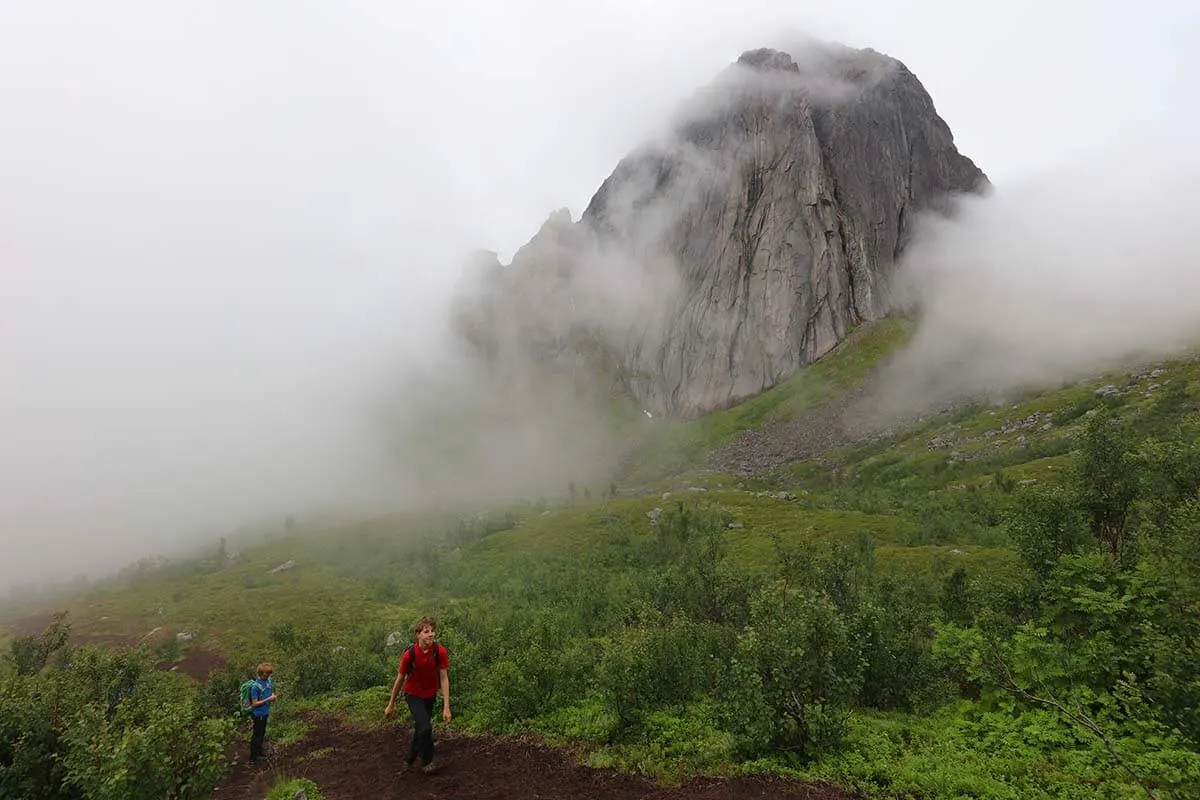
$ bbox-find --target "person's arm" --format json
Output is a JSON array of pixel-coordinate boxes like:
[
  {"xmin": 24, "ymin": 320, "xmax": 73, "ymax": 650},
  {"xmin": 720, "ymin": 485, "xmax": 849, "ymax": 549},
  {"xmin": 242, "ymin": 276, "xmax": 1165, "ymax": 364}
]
[
  {"xmin": 439, "ymin": 666, "xmax": 451, "ymax": 723},
  {"xmin": 385, "ymin": 653, "xmax": 408, "ymax": 716},
  {"xmin": 251, "ymin": 685, "xmax": 276, "ymax": 708}
]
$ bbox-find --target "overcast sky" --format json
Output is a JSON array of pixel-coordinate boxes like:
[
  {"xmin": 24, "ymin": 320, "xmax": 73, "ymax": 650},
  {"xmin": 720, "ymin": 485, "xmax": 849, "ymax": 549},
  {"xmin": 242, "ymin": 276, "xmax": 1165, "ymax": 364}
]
[{"xmin": 1, "ymin": 1, "xmax": 1195, "ymax": 590}]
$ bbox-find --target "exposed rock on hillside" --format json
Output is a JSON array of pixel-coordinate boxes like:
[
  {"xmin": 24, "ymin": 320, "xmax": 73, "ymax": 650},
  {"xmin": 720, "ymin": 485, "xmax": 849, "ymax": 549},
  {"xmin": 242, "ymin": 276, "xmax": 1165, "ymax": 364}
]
[{"xmin": 453, "ymin": 40, "xmax": 987, "ymax": 417}]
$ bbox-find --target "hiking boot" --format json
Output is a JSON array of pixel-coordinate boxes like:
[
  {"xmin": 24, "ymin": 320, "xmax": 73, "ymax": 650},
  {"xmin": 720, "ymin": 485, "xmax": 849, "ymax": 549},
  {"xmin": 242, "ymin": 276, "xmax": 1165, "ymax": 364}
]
[
  {"xmin": 421, "ymin": 762, "xmax": 441, "ymax": 775},
  {"xmin": 401, "ymin": 757, "xmax": 416, "ymax": 773}
]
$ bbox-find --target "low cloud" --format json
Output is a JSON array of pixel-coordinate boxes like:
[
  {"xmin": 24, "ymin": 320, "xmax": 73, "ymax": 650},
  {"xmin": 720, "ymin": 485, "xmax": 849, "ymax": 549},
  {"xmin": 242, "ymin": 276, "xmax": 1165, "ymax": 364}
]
[
  {"xmin": 869, "ymin": 126, "xmax": 1200, "ymax": 420},
  {"xmin": 2, "ymin": 1, "xmax": 1192, "ymax": 595}
]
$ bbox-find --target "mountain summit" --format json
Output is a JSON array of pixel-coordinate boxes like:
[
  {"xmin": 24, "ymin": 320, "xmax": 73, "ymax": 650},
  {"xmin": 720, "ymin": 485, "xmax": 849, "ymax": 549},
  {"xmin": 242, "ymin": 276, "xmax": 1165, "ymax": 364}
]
[{"xmin": 453, "ymin": 41, "xmax": 987, "ymax": 417}]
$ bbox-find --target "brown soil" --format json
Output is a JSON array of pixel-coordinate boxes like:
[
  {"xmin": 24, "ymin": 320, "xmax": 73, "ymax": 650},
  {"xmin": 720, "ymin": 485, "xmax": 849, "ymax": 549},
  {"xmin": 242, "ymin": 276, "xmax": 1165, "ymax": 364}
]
[
  {"xmin": 210, "ymin": 714, "xmax": 858, "ymax": 800},
  {"xmin": 6, "ymin": 612, "xmax": 227, "ymax": 680},
  {"xmin": 5, "ymin": 611, "xmax": 141, "ymax": 647},
  {"xmin": 156, "ymin": 646, "xmax": 228, "ymax": 681}
]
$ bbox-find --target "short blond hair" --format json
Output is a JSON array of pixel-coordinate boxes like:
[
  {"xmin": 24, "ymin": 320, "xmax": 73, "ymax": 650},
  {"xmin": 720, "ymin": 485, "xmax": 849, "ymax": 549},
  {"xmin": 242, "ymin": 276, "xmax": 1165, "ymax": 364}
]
[{"xmin": 256, "ymin": 661, "xmax": 274, "ymax": 678}]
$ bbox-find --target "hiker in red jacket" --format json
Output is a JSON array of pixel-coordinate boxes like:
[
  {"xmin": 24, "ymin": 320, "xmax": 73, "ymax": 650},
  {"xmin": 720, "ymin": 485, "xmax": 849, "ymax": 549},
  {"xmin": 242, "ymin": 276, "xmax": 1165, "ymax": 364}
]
[{"xmin": 385, "ymin": 615, "xmax": 451, "ymax": 774}]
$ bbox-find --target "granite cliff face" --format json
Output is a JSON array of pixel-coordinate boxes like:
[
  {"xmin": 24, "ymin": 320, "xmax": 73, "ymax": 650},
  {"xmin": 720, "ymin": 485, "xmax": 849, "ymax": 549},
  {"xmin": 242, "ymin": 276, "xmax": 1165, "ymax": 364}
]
[{"xmin": 452, "ymin": 41, "xmax": 987, "ymax": 417}]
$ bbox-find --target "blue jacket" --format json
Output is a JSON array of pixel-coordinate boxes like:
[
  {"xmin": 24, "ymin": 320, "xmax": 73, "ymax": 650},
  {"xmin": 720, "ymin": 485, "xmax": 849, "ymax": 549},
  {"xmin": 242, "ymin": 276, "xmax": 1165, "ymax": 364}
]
[{"xmin": 250, "ymin": 677, "xmax": 274, "ymax": 717}]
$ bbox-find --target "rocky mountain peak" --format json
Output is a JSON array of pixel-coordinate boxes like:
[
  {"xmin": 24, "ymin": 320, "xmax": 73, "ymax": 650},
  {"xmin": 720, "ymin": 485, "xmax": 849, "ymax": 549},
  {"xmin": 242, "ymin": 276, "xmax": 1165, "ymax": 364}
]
[
  {"xmin": 452, "ymin": 42, "xmax": 987, "ymax": 417},
  {"xmin": 736, "ymin": 47, "xmax": 800, "ymax": 73}
]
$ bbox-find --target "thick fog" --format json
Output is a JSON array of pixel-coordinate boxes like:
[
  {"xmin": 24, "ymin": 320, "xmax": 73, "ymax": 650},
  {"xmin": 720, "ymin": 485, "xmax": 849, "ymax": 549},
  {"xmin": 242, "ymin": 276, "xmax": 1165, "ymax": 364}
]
[
  {"xmin": 1, "ymin": 1, "xmax": 1194, "ymax": 591},
  {"xmin": 872, "ymin": 130, "xmax": 1200, "ymax": 420}
]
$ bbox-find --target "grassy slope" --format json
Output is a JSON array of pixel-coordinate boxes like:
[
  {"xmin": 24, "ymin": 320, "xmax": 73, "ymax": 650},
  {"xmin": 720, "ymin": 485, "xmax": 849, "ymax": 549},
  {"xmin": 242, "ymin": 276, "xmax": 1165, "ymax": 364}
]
[
  {"xmin": 1, "ymin": 517, "xmax": 433, "ymax": 662},
  {"xmin": 5, "ymin": 315, "xmax": 1200, "ymax": 797},
  {"xmin": 0, "ymin": 317, "xmax": 919, "ymax": 652},
  {"xmin": 617, "ymin": 316, "xmax": 916, "ymax": 487},
  {"xmin": 11, "ymin": 315, "xmax": 1199, "ymax": 653}
]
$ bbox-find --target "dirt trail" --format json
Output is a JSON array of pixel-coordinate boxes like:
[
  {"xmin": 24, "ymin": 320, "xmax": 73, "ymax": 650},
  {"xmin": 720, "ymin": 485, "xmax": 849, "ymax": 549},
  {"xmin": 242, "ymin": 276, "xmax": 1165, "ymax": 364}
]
[{"xmin": 210, "ymin": 714, "xmax": 857, "ymax": 800}]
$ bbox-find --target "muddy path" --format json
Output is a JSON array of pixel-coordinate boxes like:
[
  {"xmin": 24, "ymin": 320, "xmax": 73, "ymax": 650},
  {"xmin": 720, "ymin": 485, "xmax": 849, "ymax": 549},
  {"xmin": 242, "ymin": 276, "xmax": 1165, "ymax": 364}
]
[{"xmin": 210, "ymin": 713, "xmax": 858, "ymax": 800}]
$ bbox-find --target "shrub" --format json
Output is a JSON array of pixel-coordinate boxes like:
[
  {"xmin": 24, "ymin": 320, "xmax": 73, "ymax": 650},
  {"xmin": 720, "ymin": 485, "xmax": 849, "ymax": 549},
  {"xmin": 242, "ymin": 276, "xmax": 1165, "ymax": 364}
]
[
  {"xmin": 0, "ymin": 638, "xmax": 233, "ymax": 800},
  {"xmin": 265, "ymin": 777, "xmax": 324, "ymax": 800},
  {"xmin": 720, "ymin": 585, "xmax": 862, "ymax": 761}
]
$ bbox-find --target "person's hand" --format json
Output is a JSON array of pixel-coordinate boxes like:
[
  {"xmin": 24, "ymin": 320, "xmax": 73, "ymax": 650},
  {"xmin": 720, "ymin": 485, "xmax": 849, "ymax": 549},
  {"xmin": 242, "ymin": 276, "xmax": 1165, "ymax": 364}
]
[
  {"xmin": 384, "ymin": 702, "xmax": 395, "ymax": 718},
  {"xmin": 442, "ymin": 706, "xmax": 452, "ymax": 724},
  {"xmin": 269, "ymin": 694, "xmax": 279, "ymax": 702}
]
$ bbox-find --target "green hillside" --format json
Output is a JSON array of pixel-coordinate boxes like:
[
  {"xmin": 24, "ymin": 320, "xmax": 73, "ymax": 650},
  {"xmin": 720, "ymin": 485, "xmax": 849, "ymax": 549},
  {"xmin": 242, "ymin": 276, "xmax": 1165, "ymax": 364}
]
[
  {"xmin": 615, "ymin": 316, "xmax": 916, "ymax": 487},
  {"xmin": 4, "ymin": 316, "xmax": 1200, "ymax": 799}
]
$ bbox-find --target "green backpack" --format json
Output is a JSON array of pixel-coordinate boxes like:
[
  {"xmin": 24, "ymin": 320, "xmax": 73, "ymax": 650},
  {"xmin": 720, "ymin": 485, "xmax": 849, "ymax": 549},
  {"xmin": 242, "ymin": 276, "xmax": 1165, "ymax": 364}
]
[{"xmin": 239, "ymin": 679, "xmax": 257, "ymax": 714}]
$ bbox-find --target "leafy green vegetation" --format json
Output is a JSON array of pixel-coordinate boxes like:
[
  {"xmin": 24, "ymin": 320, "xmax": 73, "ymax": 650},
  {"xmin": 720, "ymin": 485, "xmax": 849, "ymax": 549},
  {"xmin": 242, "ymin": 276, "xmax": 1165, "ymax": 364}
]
[
  {"xmin": 264, "ymin": 777, "xmax": 324, "ymax": 800},
  {"xmin": 0, "ymin": 615, "xmax": 233, "ymax": 799},
  {"xmin": 4, "ymin": 318, "xmax": 1200, "ymax": 798}
]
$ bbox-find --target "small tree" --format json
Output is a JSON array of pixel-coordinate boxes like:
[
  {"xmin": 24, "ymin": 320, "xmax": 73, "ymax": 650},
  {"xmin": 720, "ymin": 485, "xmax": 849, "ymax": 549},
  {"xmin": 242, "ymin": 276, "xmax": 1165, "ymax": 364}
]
[
  {"xmin": 1074, "ymin": 413, "xmax": 1139, "ymax": 559},
  {"xmin": 10, "ymin": 610, "xmax": 71, "ymax": 676},
  {"xmin": 1006, "ymin": 485, "xmax": 1090, "ymax": 578},
  {"xmin": 720, "ymin": 585, "xmax": 862, "ymax": 760}
]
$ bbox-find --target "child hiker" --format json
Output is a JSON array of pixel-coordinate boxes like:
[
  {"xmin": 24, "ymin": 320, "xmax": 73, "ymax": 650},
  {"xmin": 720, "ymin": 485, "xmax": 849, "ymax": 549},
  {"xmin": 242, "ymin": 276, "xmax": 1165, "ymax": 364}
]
[
  {"xmin": 249, "ymin": 662, "xmax": 278, "ymax": 765},
  {"xmin": 384, "ymin": 615, "xmax": 451, "ymax": 774}
]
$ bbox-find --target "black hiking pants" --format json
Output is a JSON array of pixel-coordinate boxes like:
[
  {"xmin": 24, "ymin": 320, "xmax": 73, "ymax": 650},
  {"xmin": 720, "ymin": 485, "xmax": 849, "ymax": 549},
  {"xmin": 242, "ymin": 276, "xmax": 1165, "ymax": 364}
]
[
  {"xmin": 404, "ymin": 693, "xmax": 437, "ymax": 765},
  {"xmin": 250, "ymin": 714, "xmax": 269, "ymax": 762}
]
